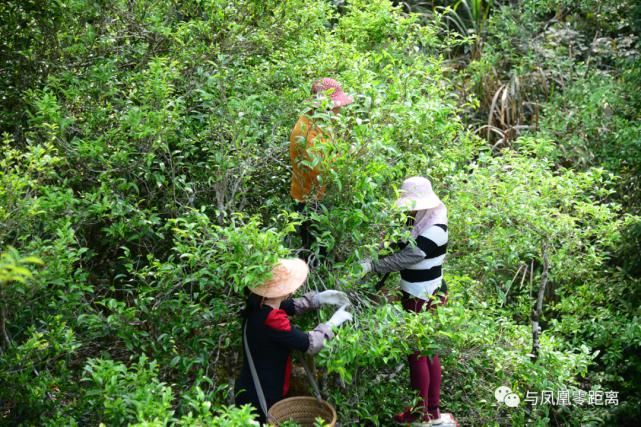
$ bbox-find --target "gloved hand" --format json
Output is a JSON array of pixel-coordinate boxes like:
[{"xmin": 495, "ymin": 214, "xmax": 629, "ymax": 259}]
[
  {"xmin": 326, "ymin": 304, "xmax": 353, "ymax": 329},
  {"xmin": 359, "ymin": 258, "xmax": 372, "ymax": 275},
  {"xmin": 313, "ymin": 290, "xmax": 351, "ymax": 307}
]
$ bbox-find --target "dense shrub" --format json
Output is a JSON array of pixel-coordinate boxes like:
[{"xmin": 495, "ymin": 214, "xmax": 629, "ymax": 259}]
[{"xmin": 1, "ymin": 0, "xmax": 639, "ymax": 425}]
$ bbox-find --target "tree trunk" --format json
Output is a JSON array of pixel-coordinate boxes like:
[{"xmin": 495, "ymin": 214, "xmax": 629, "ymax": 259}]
[{"xmin": 531, "ymin": 242, "xmax": 550, "ymax": 360}]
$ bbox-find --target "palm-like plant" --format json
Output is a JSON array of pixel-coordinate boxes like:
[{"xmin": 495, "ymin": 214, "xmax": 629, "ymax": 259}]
[{"xmin": 439, "ymin": 0, "xmax": 494, "ymax": 58}]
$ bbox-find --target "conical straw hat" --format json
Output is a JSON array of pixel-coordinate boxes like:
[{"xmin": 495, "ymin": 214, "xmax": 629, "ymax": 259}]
[{"xmin": 251, "ymin": 258, "xmax": 309, "ymax": 298}]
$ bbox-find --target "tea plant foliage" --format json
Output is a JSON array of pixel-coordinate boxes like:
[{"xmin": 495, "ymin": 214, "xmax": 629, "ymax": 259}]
[{"xmin": 1, "ymin": 0, "xmax": 640, "ymax": 425}]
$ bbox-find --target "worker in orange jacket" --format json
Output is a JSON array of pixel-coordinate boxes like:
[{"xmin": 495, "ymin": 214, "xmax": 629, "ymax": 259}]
[{"xmin": 290, "ymin": 78, "xmax": 353, "ymax": 254}]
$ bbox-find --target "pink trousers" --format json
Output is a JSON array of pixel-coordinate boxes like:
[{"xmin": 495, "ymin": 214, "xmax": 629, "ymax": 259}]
[{"xmin": 401, "ymin": 291, "xmax": 448, "ymax": 419}]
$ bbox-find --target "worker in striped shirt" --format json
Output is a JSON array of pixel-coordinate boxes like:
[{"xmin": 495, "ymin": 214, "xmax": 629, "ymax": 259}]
[{"xmin": 360, "ymin": 176, "xmax": 448, "ymax": 426}]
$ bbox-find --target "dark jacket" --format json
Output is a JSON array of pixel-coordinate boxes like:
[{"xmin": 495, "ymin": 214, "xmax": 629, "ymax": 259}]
[{"xmin": 235, "ymin": 295, "xmax": 332, "ymax": 422}]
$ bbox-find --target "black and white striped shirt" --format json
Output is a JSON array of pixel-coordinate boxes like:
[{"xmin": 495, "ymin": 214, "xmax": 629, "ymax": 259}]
[{"xmin": 372, "ymin": 224, "xmax": 448, "ymax": 300}]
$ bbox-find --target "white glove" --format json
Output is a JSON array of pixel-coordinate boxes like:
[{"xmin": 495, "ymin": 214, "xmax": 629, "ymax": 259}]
[
  {"xmin": 326, "ymin": 304, "xmax": 353, "ymax": 329},
  {"xmin": 313, "ymin": 290, "xmax": 351, "ymax": 307},
  {"xmin": 359, "ymin": 258, "xmax": 372, "ymax": 275}
]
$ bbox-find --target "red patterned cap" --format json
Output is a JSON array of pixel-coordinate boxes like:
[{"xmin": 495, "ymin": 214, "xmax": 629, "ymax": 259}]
[{"xmin": 311, "ymin": 78, "xmax": 354, "ymax": 107}]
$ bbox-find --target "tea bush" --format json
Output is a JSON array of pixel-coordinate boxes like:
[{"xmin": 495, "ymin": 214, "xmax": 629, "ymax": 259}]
[
  {"xmin": 1, "ymin": 0, "xmax": 640, "ymax": 425},
  {"xmin": 453, "ymin": 0, "xmax": 641, "ymax": 423}
]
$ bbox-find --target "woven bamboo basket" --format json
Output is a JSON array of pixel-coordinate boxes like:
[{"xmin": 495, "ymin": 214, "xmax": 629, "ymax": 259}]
[{"xmin": 268, "ymin": 396, "xmax": 337, "ymax": 426}]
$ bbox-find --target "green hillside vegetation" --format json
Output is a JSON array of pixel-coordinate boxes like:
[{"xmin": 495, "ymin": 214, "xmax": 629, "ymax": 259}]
[{"xmin": 1, "ymin": 0, "xmax": 640, "ymax": 425}]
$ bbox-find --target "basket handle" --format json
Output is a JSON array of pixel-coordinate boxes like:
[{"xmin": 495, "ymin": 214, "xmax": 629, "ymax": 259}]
[
  {"xmin": 244, "ymin": 321, "xmax": 276, "ymax": 424},
  {"xmin": 298, "ymin": 352, "xmax": 323, "ymax": 401}
]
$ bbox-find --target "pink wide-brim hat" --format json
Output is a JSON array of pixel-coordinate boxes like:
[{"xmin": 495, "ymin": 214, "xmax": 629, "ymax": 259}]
[
  {"xmin": 251, "ymin": 258, "xmax": 309, "ymax": 298},
  {"xmin": 311, "ymin": 78, "xmax": 354, "ymax": 108},
  {"xmin": 395, "ymin": 176, "xmax": 442, "ymax": 211}
]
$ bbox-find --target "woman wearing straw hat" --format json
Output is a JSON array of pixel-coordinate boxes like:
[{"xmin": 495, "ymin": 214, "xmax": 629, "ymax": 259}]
[
  {"xmin": 360, "ymin": 177, "xmax": 448, "ymax": 426},
  {"xmin": 235, "ymin": 258, "xmax": 353, "ymax": 423}
]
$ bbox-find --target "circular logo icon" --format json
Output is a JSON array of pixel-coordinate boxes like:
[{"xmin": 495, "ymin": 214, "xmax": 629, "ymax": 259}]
[
  {"xmin": 504, "ymin": 392, "xmax": 521, "ymax": 407},
  {"xmin": 494, "ymin": 386, "xmax": 512, "ymax": 403}
]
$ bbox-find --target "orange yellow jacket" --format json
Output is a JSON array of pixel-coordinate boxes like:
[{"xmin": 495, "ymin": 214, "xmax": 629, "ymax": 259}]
[{"xmin": 289, "ymin": 114, "xmax": 331, "ymax": 202}]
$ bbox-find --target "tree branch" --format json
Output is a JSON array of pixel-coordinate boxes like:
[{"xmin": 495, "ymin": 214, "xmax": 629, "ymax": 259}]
[
  {"xmin": 531, "ymin": 241, "xmax": 550, "ymax": 360},
  {"xmin": 0, "ymin": 298, "xmax": 11, "ymax": 351}
]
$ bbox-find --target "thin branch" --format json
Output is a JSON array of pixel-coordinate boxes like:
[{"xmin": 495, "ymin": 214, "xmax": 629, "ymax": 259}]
[
  {"xmin": 0, "ymin": 297, "xmax": 11, "ymax": 351},
  {"xmin": 531, "ymin": 241, "xmax": 550, "ymax": 360}
]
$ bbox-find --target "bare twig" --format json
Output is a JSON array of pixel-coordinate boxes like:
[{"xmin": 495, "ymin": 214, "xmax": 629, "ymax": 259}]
[
  {"xmin": 0, "ymin": 303, "xmax": 10, "ymax": 350},
  {"xmin": 531, "ymin": 241, "xmax": 550, "ymax": 360}
]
